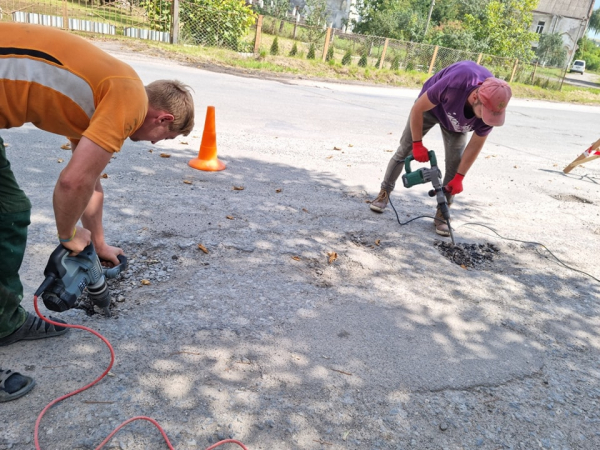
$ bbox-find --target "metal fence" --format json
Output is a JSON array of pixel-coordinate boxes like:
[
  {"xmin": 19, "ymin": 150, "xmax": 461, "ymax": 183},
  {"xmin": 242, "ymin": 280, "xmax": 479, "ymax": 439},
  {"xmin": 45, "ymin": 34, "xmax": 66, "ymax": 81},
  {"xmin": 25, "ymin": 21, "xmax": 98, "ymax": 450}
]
[
  {"xmin": 255, "ymin": 16, "xmax": 565, "ymax": 90},
  {"xmin": 0, "ymin": 2, "xmax": 566, "ymax": 90}
]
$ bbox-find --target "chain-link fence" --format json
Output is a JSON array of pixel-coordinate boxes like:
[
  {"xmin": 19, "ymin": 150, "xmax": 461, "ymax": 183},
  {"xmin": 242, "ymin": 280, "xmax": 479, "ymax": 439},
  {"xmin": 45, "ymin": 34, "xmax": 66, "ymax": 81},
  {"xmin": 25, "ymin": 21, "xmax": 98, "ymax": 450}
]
[{"xmin": 0, "ymin": 2, "xmax": 566, "ymax": 90}]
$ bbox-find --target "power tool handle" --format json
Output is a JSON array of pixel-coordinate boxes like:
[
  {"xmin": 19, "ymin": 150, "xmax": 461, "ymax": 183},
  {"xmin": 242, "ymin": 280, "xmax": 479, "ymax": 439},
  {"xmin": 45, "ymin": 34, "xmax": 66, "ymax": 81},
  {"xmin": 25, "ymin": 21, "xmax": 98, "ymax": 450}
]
[
  {"xmin": 404, "ymin": 155, "xmax": 414, "ymax": 174},
  {"xmin": 103, "ymin": 254, "xmax": 128, "ymax": 279},
  {"xmin": 428, "ymin": 186, "xmax": 450, "ymax": 197}
]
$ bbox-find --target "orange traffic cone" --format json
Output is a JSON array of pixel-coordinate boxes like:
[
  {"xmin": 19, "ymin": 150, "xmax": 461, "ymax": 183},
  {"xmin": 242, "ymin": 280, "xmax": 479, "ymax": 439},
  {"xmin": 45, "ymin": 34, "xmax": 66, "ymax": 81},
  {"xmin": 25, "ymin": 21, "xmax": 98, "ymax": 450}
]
[{"xmin": 188, "ymin": 106, "xmax": 226, "ymax": 171}]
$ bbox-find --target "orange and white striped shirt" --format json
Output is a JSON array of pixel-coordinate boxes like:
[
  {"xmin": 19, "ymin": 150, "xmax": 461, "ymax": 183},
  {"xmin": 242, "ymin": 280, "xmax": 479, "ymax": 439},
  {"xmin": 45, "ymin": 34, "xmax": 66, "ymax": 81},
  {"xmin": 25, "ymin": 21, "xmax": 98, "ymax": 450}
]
[{"xmin": 0, "ymin": 23, "xmax": 147, "ymax": 153}]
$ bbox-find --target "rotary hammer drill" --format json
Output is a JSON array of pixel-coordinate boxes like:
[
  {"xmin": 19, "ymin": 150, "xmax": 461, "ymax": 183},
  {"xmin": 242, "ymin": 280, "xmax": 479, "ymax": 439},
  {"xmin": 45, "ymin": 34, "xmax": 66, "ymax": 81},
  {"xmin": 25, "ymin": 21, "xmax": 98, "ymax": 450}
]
[
  {"xmin": 401, "ymin": 150, "xmax": 456, "ymax": 245},
  {"xmin": 34, "ymin": 243, "xmax": 127, "ymax": 317}
]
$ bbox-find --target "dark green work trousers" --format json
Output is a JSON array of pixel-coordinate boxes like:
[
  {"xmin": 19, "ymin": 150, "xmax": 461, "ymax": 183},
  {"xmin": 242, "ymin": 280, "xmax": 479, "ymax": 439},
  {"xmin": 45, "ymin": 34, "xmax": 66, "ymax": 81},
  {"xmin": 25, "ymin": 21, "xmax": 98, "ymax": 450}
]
[{"xmin": 0, "ymin": 136, "xmax": 31, "ymax": 338}]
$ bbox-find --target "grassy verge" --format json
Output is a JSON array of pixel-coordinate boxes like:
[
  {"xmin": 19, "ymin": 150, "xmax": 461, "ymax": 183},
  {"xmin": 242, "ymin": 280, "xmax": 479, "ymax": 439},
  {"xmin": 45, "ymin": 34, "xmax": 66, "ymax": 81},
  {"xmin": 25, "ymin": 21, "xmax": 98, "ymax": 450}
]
[{"xmin": 88, "ymin": 33, "xmax": 600, "ymax": 105}]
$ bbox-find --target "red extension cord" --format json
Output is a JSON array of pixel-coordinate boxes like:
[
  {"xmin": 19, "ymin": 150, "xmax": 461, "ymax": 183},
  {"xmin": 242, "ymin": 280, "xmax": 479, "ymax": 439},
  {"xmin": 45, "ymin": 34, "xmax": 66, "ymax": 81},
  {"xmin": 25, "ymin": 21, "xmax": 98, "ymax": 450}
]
[{"xmin": 32, "ymin": 295, "xmax": 249, "ymax": 450}]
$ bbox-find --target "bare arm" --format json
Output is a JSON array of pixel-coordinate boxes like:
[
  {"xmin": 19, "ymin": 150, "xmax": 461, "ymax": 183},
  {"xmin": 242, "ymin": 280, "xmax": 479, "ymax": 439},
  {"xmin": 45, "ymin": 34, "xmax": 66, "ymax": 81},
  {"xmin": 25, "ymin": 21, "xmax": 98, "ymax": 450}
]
[
  {"xmin": 409, "ymin": 92, "xmax": 436, "ymax": 141},
  {"xmin": 456, "ymin": 133, "xmax": 488, "ymax": 176},
  {"xmin": 66, "ymin": 139, "xmax": 124, "ymax": 265},
  {"xmin": 54, "ymin": 137, "xmax": 112, "ymax": 255}
]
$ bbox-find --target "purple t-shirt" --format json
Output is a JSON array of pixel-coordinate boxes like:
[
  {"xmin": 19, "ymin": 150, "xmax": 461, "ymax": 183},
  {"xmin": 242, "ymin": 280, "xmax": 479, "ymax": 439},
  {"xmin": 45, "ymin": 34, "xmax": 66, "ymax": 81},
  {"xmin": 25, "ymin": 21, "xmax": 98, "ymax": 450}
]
[{"xmin": 421, "ymin": 61, "xmax": 493, "ymax": 137}]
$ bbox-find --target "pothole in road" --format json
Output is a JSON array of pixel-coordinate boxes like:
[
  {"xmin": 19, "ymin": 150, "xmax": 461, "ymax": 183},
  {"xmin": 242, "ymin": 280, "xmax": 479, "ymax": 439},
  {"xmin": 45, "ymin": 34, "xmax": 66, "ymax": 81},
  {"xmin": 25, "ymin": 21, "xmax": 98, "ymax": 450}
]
[{"xmin": 434, "ymin": 241, "xmax": 500, "ymax": 269}]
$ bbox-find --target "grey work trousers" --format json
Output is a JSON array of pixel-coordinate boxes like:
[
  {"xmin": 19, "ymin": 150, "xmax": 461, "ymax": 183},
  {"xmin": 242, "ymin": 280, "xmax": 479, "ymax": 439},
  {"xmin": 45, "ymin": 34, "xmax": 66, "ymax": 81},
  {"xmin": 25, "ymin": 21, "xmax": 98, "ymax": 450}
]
[{"xmin": 380, "ymin": 111, "xmax": 467, "ymax": 205}]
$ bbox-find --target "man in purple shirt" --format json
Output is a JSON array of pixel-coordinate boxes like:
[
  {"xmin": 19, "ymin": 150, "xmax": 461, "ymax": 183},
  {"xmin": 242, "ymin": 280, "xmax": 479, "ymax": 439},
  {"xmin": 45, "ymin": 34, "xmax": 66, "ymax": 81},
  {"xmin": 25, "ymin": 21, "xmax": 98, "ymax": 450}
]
[{"xmin": 370, "ymin": 60, "xmax": 512, "ymax": 236}]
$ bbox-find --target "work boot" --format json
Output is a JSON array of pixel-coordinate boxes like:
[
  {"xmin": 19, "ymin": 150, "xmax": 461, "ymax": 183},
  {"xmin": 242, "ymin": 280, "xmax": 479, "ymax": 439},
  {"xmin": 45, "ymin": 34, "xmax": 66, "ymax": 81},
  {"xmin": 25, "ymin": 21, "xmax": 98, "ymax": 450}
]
[
  {"xmin": 434, "ymin": 207, "xmax": 451, "ymax": 237},
  {"xmin": 370, "ymin": 189, "xmax": 389, "ymax": 213}
]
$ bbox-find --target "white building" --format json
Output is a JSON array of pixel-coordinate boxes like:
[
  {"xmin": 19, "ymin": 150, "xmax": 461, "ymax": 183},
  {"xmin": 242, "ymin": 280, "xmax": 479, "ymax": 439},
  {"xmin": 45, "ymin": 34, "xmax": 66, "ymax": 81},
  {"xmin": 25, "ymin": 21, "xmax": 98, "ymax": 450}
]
[{"xmin": 532, "ymin": 0, "xmax": 595, "ymax": 63}]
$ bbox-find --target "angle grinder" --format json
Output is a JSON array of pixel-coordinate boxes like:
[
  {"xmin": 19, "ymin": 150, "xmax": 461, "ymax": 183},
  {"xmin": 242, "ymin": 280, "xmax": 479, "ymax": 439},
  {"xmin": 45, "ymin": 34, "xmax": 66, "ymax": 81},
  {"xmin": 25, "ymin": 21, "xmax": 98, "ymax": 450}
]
[{"xmin": 34, "ymin": 243, "xmax": 127, "ymax": 317}]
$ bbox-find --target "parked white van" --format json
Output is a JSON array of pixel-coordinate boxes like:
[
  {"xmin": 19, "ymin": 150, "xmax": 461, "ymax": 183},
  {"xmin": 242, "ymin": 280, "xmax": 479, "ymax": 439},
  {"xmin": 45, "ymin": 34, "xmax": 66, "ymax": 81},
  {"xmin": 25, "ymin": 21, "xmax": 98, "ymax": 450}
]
[{"xmin": 569, "ymin": 60, "xmax": 586, "ymax": 74}]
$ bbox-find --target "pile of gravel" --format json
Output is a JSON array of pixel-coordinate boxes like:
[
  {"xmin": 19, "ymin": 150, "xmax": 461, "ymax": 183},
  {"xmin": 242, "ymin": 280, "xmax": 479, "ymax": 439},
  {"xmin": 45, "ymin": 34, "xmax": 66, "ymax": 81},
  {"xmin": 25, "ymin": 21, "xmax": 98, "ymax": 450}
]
[{"xmin": 434, "ymin": 240, "xmax": 500, "ymax": 269}]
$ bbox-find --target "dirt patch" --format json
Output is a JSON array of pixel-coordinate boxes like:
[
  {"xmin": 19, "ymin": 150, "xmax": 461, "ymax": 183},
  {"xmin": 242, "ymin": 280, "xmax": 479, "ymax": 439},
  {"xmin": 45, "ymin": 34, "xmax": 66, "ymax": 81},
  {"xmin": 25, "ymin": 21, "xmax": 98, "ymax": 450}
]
[{"xmin": 434, "ymin": 241, "xmax": 500, "ymax": 269}]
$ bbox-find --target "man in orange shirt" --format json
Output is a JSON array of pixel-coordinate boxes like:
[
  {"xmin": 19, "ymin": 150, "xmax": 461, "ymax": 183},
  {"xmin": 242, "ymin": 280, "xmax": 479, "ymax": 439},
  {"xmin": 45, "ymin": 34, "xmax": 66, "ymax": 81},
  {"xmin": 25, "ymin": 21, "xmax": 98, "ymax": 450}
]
[{"xmin": 0, "ymin": 23, "xmax": 195, "ymax": 401}]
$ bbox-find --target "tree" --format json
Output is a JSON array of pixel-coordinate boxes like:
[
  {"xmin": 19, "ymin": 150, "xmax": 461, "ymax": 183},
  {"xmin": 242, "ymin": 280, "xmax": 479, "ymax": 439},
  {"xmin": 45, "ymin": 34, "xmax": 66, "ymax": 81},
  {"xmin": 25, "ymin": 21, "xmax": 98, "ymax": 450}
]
[
  {"xmin": 270, "ymin": 37, "xmax": 280, "ymax": 55},
  {"xmin": 352, "ymin": 0, "xmax": 424, "ymax": 41},
  {"xmin": 254, "ymin": 0, "xmax": 291, "ymax": 34},
  {"xmin": 303, "ymin": 0, "xmax": 330, "ymax": 43},
  {"xmin": 588, "ymin": 8, "xmax": 600, "ymax": 35},
  {"xmin": 179, "ymin": 0, "xmax": 257, "ymax": 51},
  {"xmin": 463, "ymin": 0, "xmax": 537, "ymax": 60},
  {"xmin": 535, "ymin": 33, "xmax": 567, "ymax": 67}
]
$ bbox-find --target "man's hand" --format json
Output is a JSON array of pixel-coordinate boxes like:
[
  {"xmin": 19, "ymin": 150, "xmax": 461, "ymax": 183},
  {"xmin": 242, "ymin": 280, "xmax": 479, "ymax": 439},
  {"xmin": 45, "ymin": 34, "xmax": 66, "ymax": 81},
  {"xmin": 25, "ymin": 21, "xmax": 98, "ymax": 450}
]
[
  {"xmin": 445, "ymin": 173, "xmax": 465, "ymax": 195},
  {"xmin": 61, "ymin": 226, "xmax": 92, "ymax": 255},
  {"xmin": 412, "ymin": 141, "xmax": 429, "ymax": 162},
  {"xmin": 95, "ymin": 243, "xmax": 124, "ymax": 267}
]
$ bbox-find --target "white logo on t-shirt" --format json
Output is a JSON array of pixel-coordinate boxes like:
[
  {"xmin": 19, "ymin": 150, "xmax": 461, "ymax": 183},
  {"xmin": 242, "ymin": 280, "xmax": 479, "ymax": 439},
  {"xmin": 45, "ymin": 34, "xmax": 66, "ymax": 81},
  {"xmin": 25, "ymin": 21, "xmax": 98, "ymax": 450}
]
[{"xmin": 446, "ymin": 112, "xmax": 473, "ymax": 133}]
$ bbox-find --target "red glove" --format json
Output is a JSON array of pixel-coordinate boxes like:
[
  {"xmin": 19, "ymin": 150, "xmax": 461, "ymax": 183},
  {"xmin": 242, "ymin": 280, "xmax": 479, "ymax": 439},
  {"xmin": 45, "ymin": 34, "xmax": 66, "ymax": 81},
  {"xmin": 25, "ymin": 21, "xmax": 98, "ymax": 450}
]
[
  {"xmin": 445, "ymin": 173, "xmax": 465, "ymax": 195},
  {"xmin": 412, "ymin": 141, "xmax": 429, "ymax": 162}
]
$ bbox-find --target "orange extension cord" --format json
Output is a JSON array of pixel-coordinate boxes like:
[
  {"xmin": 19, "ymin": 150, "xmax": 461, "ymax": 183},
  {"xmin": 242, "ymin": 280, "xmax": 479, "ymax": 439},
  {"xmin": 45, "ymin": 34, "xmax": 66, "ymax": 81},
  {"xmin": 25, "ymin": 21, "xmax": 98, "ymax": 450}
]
[{"xmin": 32, "ymin": 295, "xmax": 249, "ymax": 450}]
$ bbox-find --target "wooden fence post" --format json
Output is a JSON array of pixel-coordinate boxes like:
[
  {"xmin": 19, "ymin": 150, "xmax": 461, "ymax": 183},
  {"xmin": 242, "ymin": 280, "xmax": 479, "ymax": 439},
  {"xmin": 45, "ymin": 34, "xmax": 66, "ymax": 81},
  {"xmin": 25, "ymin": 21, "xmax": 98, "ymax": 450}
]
[
  {"xmin": 293, "ymin": 14, "xmax": 299, "ymax": 39},
  {"xmin": 322, "ymin": 27, "xmax": 332, "ymax": 61},
  {"xmin": 254, "ymin": 15, "xmax": 263, "ymax": 54},
  {"xmin": 379, "ymin": 38, "xmax": 389, "ymax": 69},
  {"xmin": 510, "ymin": 58, "xmax": 518, "ymax": 83},
  {"xmin": 171, "ymin": 0, "xmax": 180, "ymax": 45},
  {"xmin": 62, "ymin": 0, "xmax": 68, "ymax": 29},
  {"xmin": 476, "ymin": 53, "xmax": 483, "ymax": 64},
  {"xmin": 428, "ymin": 45, "xmax": 439, "ymax": 75},
  {"xmin": 530, "ymin": 62, "xmax": 538, "ymax": 85}
]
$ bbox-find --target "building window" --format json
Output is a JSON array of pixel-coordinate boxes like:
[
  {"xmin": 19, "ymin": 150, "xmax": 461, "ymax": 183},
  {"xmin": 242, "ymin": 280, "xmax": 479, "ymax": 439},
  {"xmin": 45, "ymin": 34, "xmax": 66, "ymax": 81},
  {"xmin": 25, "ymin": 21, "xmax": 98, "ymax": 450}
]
[{"xmin": 536, "ymin": 21, "xmax": 545, "ymax": 34}]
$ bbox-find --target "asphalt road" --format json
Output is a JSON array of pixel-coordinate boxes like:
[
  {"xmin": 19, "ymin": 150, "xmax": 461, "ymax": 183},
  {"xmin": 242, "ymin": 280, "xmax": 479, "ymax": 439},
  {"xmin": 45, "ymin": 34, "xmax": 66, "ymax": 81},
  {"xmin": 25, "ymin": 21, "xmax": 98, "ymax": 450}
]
[{"xmin": 2, "ymin": 47, "xmax": 600, "ymax": 450}]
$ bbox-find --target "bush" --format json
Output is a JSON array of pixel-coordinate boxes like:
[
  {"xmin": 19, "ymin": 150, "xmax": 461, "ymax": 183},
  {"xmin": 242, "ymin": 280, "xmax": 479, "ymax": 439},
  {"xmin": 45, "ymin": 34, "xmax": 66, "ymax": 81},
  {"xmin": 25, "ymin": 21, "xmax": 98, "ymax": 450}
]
[
  {"xmin": 390, "ymin": 55, "xmax": 400, "ymax": 71},
  {"xmin": 270, "ymin": 37, "xmax": 279, "ymax": 56},
  {"xmin": 289, "ymin": 42, "xmax": 298, "ymax": 57},
  {"xmin": 326, "ymin": 45, "xmax": 334, "ymax": 62},
  {"xmin": 179, "ymin": 0, "xmax": 257, "ymax": 51},
  {"xmin": 342, "ymin": 49, "xmax": 352, "ymax": 65},
  {"xmin": 307, "ymin": 43, "xmax": 316, "ymax": 59},
  {"xmin": 358, "ymin": 52, "xmax": 368, "ymax": 67}
]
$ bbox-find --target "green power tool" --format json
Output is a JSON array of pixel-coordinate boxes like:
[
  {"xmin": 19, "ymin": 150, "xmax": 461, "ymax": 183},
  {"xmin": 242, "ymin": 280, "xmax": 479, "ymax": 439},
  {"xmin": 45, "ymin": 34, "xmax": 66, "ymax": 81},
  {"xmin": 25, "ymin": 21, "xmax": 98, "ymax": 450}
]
[{"xmin": 401, "ymin": 150, "xmax": 455, "ymax": 245}]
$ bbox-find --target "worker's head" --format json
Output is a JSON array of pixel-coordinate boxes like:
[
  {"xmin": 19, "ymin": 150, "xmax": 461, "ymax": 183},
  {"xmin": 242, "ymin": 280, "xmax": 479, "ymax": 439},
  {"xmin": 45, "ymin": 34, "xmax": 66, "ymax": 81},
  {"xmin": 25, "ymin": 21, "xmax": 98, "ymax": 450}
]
[
  {"xmin": 475, "ymin": 78, "xmax": 512, "ymax": 127},
  {"xmin": 130, "ymin": 80, "xmax": 195, "ymax": 144}
]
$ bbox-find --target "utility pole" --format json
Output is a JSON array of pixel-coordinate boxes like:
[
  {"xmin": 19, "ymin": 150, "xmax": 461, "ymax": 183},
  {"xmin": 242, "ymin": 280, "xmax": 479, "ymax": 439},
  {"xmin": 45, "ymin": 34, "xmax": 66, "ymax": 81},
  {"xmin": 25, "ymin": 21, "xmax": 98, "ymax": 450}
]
[{"xmin": 424, "ymin": 0, "xmax": 435, "ymax": 39}]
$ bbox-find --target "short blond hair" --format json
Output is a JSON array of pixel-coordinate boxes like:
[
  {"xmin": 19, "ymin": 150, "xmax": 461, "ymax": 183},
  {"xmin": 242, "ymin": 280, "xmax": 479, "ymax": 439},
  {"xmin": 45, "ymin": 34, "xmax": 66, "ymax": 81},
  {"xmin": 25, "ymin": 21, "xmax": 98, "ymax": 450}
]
[{"xmin": 145, "ymin": 80, "xmax": 195, "ymax": 136}]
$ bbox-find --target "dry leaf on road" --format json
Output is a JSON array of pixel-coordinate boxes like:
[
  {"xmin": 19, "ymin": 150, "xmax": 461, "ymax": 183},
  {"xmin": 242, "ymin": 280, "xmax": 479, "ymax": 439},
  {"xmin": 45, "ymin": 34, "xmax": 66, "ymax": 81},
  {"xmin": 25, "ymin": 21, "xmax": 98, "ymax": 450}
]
[
  {"xmin": 327, "ymin": 252, "xmax": 338, "ymax": 264},
  {"xmin": 275, "ymin": 189, "xmax": 282, "ymax": 193},
  {"xmin": 197, "ymin": 244, "xmax": 209, "ymax": 254},
  {"xmin": 226, "ymin": 215, "xmax": 234, "ymax": 220},
  {"xmin": 291, "ymin": 256, "xmax": 301, "ymax": 261},
  {"xmin": 375, "ymin": 239, "xmax": 380, "ymax": 246},
  {"xmin": 57, "ymin": 158, "xmax": 64, "ymax": 163},
  {"xmin": 233, "ymin": 186, "xmax": 245, "ymax": 190},
  {"xmin": 141, "ymin": 279, "xmax": 151, "ymax": 285},
  {"xmin": 183, "ymin": 180, "xmax": 192, "ymax": 185},
  {"xmin": 101, "ymin": 173, "xmax": 108, "ymax": 179},
  {"xmin": 60, "ymin": 143, "xmax": 71, "ymax": 150},
  {"xmin": 160, "ymin": 153, "xmax": 171, "ymax": 158}
]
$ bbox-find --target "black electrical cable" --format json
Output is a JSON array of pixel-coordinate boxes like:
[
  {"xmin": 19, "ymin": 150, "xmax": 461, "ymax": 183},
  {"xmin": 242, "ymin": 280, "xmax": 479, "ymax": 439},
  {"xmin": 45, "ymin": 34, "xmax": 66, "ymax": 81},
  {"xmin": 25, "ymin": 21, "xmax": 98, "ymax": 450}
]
[{"xmin": 388, "ymin": 197, "xmax": 600, "ymax": 284}]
